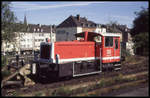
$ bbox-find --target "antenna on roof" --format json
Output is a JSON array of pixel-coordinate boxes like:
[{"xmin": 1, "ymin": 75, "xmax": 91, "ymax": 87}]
[{"xmin": 77, "ymin": 14, "xmax": 80, "ymax": 21}]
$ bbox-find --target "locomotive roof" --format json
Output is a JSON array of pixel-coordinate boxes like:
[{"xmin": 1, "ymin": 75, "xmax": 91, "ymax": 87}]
[
  {"xmin": 75, "ymin": 32, "xmax": 121, "ymax": 37},
  {"xmin": 100, "ymin": 32, "xmax": 121, "ymax": 37},
  {"xmin": 75, "ymin": 32, "xmax": 100, "ymax": 38}
]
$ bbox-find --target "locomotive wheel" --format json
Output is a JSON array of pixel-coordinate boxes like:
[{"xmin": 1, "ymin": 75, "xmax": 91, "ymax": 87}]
[{"xmin": 102, "ymin": 63, "xmax": 114, "ymax": 72}]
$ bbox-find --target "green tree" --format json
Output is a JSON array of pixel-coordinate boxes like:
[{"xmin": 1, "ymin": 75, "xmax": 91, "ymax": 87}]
[
  {"xmin": 2, "ymin": 2, "xmax": 26, "ymax": 54},
  {"xmin": 132, "ymin": 32, "xmax": 149, "ymax": 56},
  {"xmin": 130, "ymin": 7, "xmax": 149, "ymax": 56},
  {"xmin": 2, "ymin": 2, "xmax": 18, "ymax": 43}
]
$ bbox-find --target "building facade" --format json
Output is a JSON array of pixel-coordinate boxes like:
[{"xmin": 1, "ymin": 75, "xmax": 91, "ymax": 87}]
[
  {"xmin": 56, "ymin": 14, "xmax": 107, "ymax": 41},
  {"xmin": 2, "ymin": 24, "xmax": 56, "ymax": 55}
]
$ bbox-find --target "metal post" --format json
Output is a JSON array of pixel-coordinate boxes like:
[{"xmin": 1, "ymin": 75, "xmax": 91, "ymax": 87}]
[
  {"xmin": 16, "ymin": 54, "xmax": 19, "ymax": 69},
  {"xmin": 73, "ymin": 62, "xmax": 75, "ymax": 77},
  {"xmin": 50, "ymin": 25, "xmax": 53, "ymax": 42},
  {"xmin": 100, "ymin": 48, "xmax": 102, "ymax": 72},
  {"xmin": 56, "ymin": 54, "xmax": 59, "ymax": 64}
]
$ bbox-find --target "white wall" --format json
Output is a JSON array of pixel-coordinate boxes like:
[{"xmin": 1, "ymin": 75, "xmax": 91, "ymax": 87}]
[
  {"xmin": 2, "ymin": 32, "xmax": 56, "ymax": 54},
  {"xmin": 2, "ymin": 32, "xmax": 20, "ymax": 53},
  {"xmin": 126, "ymin": 33, "xmax": 134, "ymax": 55},
  {"xmin": 77, "ymin": 27, "xmax": 82, "ymax": 33},
  {"xmin": 56, "ymin": 27, "xmax": 78, "ymax": 41},
  {"xmin": 126, "ymin": 41, "xmax": 134, "ymax": 55},
  {"xmin": 19, "ymin": 32, "xmax": 52, "ymax": 51},
  {"xmin": 95, "ymin": 28, "xmax": 106, "ymax": 33},
  {"xmin": 56, "ymin": 27, "xmax": 107, "ymax": 41}
]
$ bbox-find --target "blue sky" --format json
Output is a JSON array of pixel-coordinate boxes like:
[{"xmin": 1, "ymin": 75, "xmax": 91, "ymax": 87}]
[{"xmin": 10, "ymin": 1, "xmax": 148, "ymax": 28}]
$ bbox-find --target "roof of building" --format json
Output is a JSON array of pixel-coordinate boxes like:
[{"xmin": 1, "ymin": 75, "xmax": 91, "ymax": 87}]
[
  {"xmin": 26, "ymin": 24, "xmax": 56, "ymax": 33},
  {"xmin": 57, "ymin": 14, "xmax": 97, "ymax": 28},
  {"xmin": 106, "ymin": 24, "xmax": 130, "ymax": 33},
  {"xmin": 15, "ymin": 23, "xmax": 56, "ymax": 33}
]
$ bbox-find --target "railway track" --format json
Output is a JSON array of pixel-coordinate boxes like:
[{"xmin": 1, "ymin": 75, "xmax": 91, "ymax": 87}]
[
  {"xmin": 1, "ymin": 56, "xmax": 149, "ymax": 96},
  {"xmin": 1, "ymin": 58, "xmax": 148, "ymax": 96}
]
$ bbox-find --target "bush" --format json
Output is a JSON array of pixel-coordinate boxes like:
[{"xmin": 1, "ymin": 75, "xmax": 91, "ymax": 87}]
[
  {"xmin": 2, "ymin": 70, "xmax": 11, "ymax": 79},
  {"xmin": 1, "ymin": 55, "xmax": 9, "ymax": 68},
  {"xmin": 98, "ymin": 78, "xmax": 106, "ymax": 87},
  {"xmin": 113, "ymin": 74, "xmax": 123, "ymax": 82},
  {"xmin": 132, "ymin": 32, "xmax": 149, "ymax": 56},
  {"xmin": 121, "ymin": 46, "xmax": 131, "ymax": 57}
]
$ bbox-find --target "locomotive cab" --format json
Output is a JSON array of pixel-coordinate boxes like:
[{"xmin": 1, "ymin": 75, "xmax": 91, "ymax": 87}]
[
  {"xmin": 100, "ymin": 33, "xmax": 121, "ymax": 71},
  {"xmin": 75, "ymin": 32, "xmax": 121, "ymax": 71},
  {"xmin": 75, "ymin": 31, "xmax": 102, "ymax": 42}
]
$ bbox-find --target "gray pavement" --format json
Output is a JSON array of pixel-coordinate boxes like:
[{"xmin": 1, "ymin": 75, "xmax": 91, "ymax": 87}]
[
  {"xmin": 102, "ymin": 83, "xmax": 149, "ymax": 96},
  {"xmin": 116, "ymin": 86, "xmax": 149, "ymax": 96}
]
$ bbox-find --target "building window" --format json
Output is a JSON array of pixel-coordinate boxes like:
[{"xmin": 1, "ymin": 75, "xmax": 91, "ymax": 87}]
[
  {"xmin": 41, "ymin": 29, "xmax": 43, "ymax": 32},
  {"xmin": 81, "ymin": 23, "xmax": 84, "ymax": 27},
  {"xmin": 34, "ymin": 28, "xmax": 36, "ymax": 32},
  {"xmin": 86, "ymin": 24, "xmax": 88, "ymax": 27}
]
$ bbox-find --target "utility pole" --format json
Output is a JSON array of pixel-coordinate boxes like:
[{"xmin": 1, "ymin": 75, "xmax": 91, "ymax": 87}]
[{"xmin": 50, "ymin": 25, "xmax": 53, "ymax": 42}]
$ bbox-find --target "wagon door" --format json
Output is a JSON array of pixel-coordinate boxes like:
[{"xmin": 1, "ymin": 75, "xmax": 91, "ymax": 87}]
[{"xmin": 113, "ymin": 37, "xmax": 120, "ymax": 62}]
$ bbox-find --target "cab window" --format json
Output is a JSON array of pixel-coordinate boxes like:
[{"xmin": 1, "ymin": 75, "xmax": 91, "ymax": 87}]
[
  {"xmin": 105, "ymin": 37, "xmax": 113, "ymax": 47},
  {"xmin": 115, "ymin": 39, "xmax": 118, "ymax": 49}
]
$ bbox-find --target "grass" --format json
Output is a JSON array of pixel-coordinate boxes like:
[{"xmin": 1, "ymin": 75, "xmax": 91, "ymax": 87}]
[
  {"xmin": 97, "ymin": 74, "xmax": 123, "ymax": 88},
  {"xmin": 7, "ymin": 91, "xmax": 19, "ymax": 96},
  {"xmin": 123, "ymin": 55, "xmax": 147, "ymax": 65},
  {"xmin": 34, "ymin": 92, "xmax": 43, "ymax": 96},
  {"xmin": 2, "ymin": 70, "xmax": 11, "ymax": 79},
  {"xmin": 113, "ymin": 74, "xmax": 123, "ymax": 82},
  {"xmin": 125, "ymin": 56, "xmax": 137, "ymax": 63},
  {"xmin": 1, "ymin": 55, "xmax": 12, "ymax": 79},
  {"xmin": 74, "ymin": 73, "xmax": 140, "ymax": 96},
  {"xmin": 10, "ymin": 71, "xmax": 146, "ymax": 96},
  {"xmin": 1, "ymin": 55, "xmax": 9, "ymax": 68},
  {"xmin": 52, "ymin": 86, "xmax": 72, "ymax": 96},
  {"xmin": 98, "ymin": 78, "xmax": 107, "ymax": 87},
  {"xmin": 12, "ymin": 92, "xmax": 17, "ymax": 96}
]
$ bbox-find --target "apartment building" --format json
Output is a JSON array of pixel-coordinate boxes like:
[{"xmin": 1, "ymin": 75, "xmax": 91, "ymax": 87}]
[
  {"xmin": 56, "ymin": 14, "xmax": 107, "ymax": 41},
  {"xmin": 2, "ymin": 24, "xmax": 56, "ymax": 55}
]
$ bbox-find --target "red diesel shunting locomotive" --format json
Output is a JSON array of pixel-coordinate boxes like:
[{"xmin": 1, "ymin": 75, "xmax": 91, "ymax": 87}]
[{"xmin": 31, "ymin": 31, "xmax": 122, "ymax": 78}]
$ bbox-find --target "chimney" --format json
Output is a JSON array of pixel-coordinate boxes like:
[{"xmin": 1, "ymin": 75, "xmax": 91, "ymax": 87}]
[{"xmin": 77, "ymin": 14, "xmax": 80, "ymax": 21}]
